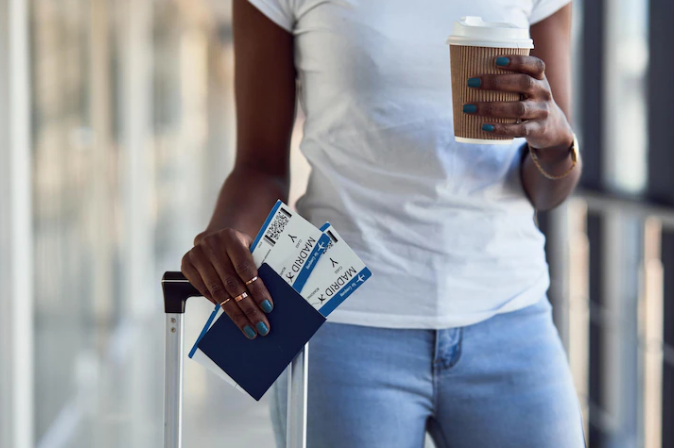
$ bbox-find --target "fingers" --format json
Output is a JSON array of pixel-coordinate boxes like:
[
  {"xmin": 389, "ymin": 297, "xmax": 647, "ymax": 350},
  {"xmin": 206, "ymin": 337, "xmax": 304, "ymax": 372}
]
[
  {"xmin": 222, "ymin": 229, "xmax": 274, "ymax": 313},
  {"xmin": 462, "ymin": 101, "xmax": 549, "ymax": 120},
  {"xmin": 188, "ymin": 246, "xmax": 237, "ymax": 306},
  {"xmin": 188, "ymin": 246, "xmax": 259, "ymax": 339},
  {"xmin": 199, "ymin": 233, "xmax": 271, "ymax": 337},
  {"xmin": 219, "ymin": 297, "xmax": 259, "ymax": 340},
  {"xmin": 233, "ymin": 289, "xmax": 271, "ymax": 337},
  {"xmin": 181, "ymin": 258, "xmax": 215, "ymax": 305},
  {"xmin": 181, "ymin": 227, "xmax": 277, "ymax": 340},
  {"xmin": 480, "ymin": 120, "xmax": 546, "ymax": 139},
  {"xmin": 462, "ymin": 55, "xmax": 551, "ymax": 141},
  {"xmin": 468, "ymin": 73, "xmax": 546, "ymax": 98},
  {"xmin": 493, "ymin": 55, "xmax": 546, "ymax": 80}
]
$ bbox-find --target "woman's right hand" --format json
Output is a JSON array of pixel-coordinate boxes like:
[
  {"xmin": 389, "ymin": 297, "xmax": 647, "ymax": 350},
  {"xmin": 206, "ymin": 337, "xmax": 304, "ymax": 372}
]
[{"xmin": 181, "ymin": 227, "xmax": 274, "ymax": 339}]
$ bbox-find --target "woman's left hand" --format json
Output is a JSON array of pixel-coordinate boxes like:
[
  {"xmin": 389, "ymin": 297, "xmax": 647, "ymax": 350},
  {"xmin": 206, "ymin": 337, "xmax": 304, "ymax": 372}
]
[{"xmin": 463, "ymin": 55, "xmax": 574, "ymax": 150}]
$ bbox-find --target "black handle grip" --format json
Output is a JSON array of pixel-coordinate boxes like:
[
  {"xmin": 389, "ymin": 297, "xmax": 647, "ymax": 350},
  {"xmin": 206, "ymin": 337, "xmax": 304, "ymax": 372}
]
[{"xmin": 162, "ymin": 271, "xmax": 202, "ymax": 314}]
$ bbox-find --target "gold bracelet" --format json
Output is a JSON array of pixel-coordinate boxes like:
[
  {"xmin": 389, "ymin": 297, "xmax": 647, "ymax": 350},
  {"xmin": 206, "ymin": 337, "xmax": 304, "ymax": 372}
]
[{"xmin": 528, "ymin": 134, "xmax": 579, "ymax": 180}]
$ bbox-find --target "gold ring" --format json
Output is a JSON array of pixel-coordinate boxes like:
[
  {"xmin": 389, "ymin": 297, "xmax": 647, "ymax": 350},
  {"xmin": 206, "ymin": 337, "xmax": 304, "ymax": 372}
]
[
  {"xmin": 245, "ymin": 276, "xmax": 258, "ymax": 286},
  {"xmin": 220, "ymin": 298, "xmax": 231, "ymax": 308},
  {"xmin": 233, "ymin": 292, "xmax": 249, "ymax": 303}
]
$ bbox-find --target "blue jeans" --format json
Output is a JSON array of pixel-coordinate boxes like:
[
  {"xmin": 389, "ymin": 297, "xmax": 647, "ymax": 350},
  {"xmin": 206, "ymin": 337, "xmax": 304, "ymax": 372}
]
[{"xmin": 270, "ymin": 297, "xmax": 585, "ymax": 447}]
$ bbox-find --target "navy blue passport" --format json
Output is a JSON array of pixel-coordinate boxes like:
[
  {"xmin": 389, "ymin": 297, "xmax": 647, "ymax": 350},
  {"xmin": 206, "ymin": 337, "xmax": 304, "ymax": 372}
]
[{"xmin": 197, "ymin": 263, "xmax": 326, "ymax": 401}]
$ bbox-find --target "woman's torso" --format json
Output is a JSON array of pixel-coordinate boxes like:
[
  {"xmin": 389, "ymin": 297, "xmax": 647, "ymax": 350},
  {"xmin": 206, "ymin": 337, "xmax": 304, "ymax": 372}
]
[{"xmin": 278, "ymin": 0, "xmax": 551, "ymax": 328}]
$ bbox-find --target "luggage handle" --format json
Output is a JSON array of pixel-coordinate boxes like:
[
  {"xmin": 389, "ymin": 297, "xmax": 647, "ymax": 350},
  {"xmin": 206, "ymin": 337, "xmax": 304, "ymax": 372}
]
[
  {"xmin": 162, "ymin": 271, "xmax": 308, "ymax": 448},
  {"xmin": 162, "ymin": 272, "xmax": 199, "ymax": 448},
  {"xmin": 162, "ymin": 271, "xmax": 200, "ymax": 314}
]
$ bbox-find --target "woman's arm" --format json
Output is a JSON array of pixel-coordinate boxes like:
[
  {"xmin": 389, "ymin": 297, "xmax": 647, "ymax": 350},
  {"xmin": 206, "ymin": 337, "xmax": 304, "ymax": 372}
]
[
  {"xmin": 461, "ymin": 4, "xmax": 581, "ymax": 210},
  {"xmin": 180, "ymin": 0, "xmax": 296, "ymax": 339},
  {"xmin": 199, "ymin": 0, "xmax": 297, "ymax": 240},
  {"xmin": 522, "ymin": 4, "xmax": 580, "ymax": 210}
]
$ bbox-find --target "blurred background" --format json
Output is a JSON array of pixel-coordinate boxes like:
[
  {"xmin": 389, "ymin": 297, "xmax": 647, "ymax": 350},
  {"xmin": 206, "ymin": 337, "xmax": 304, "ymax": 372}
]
[{"xmin": 0, "ymin": 0, "xmax": 672, "ymax": 447}]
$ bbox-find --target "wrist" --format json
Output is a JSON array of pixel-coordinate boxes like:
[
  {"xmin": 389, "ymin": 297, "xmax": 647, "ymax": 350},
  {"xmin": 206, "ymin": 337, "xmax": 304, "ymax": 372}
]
[
  {"xmin": 530, "ymin": 129, "xmax": 575, "ymax": 163},
  {"xmin": 526, "ymin": 131, "xmax": 579, "ymax": 181}
]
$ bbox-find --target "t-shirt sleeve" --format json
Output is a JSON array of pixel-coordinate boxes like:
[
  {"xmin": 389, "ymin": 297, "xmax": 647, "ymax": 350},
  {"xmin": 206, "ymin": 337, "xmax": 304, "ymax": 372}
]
[
  {"xmin": 246, "ymin": 0, "xmax": 295, "ymax": 32},
  {"xmin": 529, "ymin": 0, "xmax": 572, "ymax": 25}
]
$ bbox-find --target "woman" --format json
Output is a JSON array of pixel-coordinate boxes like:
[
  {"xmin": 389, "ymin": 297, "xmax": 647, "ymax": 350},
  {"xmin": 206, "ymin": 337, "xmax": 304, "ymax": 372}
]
[{"xmin": 181, "ymin": 0, "xmax": 584, "ymax": 446}]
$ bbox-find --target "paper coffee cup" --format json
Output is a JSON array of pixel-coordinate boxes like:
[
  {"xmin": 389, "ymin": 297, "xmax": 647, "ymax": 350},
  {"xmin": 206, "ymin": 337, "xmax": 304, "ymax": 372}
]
[{"xmin": 447, "ymin": 16, "xmax": 534, "ymax": 144}]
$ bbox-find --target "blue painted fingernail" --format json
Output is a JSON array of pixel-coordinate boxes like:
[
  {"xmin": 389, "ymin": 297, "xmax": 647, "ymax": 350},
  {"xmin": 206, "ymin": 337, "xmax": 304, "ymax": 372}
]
[
  {"xmin": 467, "ymin": 78, "xmax": 482, "ymax": 88},
  {"xmin": 496, "ymin": 57, "xmax": 510, "ymax": 67},
  {"xmin": 261, "ymin": 300, "xmax": 273, "ymax": 313},
  {"xmin": 244, "ymin": 325, "xmax": 256, "ymax": 339},
  {"xmin": 256, "ymin": 321, "xmax": 269, "ymax": 336},
  {"xmin": 482, "ymin": 124, "xmax": 495, "ymax": 132},
  {"xmin": 463, "ymin": 104, "xmax": 477, "ymax": 114}
]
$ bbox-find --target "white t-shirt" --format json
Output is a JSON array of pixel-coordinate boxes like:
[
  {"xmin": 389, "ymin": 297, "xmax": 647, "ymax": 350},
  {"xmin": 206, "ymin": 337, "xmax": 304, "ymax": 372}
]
[{"xmin": 247, "ymin": 0, "xmax": 572, "ymax": 329}]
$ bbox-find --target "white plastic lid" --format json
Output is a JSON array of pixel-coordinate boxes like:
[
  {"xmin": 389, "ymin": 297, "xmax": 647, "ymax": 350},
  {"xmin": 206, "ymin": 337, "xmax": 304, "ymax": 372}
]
[{"xmin": 446, "ymin": 16, "xmax": 534, "ymax": 49}]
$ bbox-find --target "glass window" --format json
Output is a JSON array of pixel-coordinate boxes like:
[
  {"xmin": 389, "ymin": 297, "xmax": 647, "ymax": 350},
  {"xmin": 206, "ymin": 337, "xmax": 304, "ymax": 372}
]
[
  {"xmin": 27, "ymin": 0, "xmax": 278, "ymax": 445},
  {"xmin": 30, "ymin": 0, "xmax": 122, "ymax": 439},
  {"xmin": 603, "ymin": 0, "xmax": 649, "ymax": 194}
]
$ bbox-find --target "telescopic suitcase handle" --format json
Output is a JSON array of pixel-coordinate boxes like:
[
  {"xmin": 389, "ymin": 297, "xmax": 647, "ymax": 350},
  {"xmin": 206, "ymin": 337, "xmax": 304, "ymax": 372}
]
[
  {"xmin": 162, "ymin": 272, "xmax": 308, "ymax": 448},
  {"xmin": 162, "ymin": 272, "xmax": 200, "ymax": 448}
]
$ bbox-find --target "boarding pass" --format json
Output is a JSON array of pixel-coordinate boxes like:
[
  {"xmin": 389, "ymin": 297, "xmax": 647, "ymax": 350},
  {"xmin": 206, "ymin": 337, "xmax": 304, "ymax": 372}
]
[
  {"xmin": 251, "ymin": 200, "xmax": 330, "ymax": 291},
  {"xmin": 299, "ymin": 223, "xmax": 372, "ymax": 317}
]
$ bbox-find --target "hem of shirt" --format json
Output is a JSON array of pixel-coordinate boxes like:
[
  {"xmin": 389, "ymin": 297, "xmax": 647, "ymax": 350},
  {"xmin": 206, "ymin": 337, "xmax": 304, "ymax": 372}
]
[
  {"xmin": 325, "ymin": 273, "xmax": 550, "ymax": 329},
  {"xmin": 529, "ymin": 0, "xmax": 572, "ymax": 25},
  {"xmin": 246, "ymin": 0, "xmax": 294, "ymax": 32}
]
